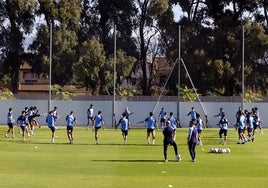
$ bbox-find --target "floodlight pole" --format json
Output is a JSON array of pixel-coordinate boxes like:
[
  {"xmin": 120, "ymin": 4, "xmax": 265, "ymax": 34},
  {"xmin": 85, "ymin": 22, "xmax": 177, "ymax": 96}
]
[
  {"xmin": 112, "ymin": 24, "xmax": 116, "ymax": 127},
  {"xmin": 48, "ymin": 21, "xmax": 52, "ymax": 112},
  {"xmin": 242, "ymin": 25, "xmax": 245, "ymax": 109},
  {"xmin": 178, "ymin": 25, "xmax": 181, "ymax": 97}
]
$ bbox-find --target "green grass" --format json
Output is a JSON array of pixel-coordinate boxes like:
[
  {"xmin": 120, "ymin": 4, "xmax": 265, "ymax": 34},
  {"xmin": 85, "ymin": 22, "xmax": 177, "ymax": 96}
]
[{"xmin": 0, "ymin": 125, "xmax": 267, "ymax": 188}]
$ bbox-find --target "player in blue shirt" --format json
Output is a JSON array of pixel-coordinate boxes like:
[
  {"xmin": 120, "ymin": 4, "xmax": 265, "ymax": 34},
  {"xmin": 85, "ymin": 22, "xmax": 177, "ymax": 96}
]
[
  {"xmin": 187, "ymin": 107, "xmax": 197, "ymax": 122},
  {"xmin": 167, "ymin": 112, "xmax": 178, "ymax": 141},
  {"xmin": 93, "ymin": 111, "xmax": 104, "ymax": 144},
  {"xmin": 214, "ymin": 107, "xmax": 225, "ymax": 119},
  {"xmin": 52, "ymin": 106, "xmax": 60, "ymax": 128},
  {"xmin": 253, "ymin": 107, "xmax": 263, "ymax": 134},
  {"xmin": 218, "ymin": 114, "xmax": 229, "ymax": 145},
  {"xmin": 5, "ymin": 108, "xmax": 16, "ymax": 139},
  {"xmin": 235, "ymin": 111, "xmax": 247, "ymax": 144},
  {"xmin": 116, "ymin": 113, "xmax": 129, "ymax": 144},
  {"xmin": 187, "ymin": 121, "xmax": 198, "ymax": 162},
  {"xmin": 196, "ymin": 114, "xmax": 205, "ymax": 146},
  {"xmin": 86, "ymin": 104, "xmax": 94, "ymax": 130},
  {"xmin": 246, "ymin": 111, "xmax": 254, "ymax": 142},
  {"xmin": 138, "ymin": 112, "xmax": 158, "ymax": 145},
  {"xmin": 158, "ymin": 108, "xmax": 167, "ymax": 128},
  {"xmin": 46, "ymin": 111, "xmax": 57, "ymax": 143},
  {"xmin": 66, "ymin": 111, "xmax": 77, "ymax": 144},
  {"xmin": 17, "ymin": 111, "xmax": 26, "ymax": 142},
  {"xmin": 163, "ymin": 121, "xmax": 181, "ymax": 162},
  {"xmin": 122, "ymin": 107, "xmax": 133, "ymax": 130}
]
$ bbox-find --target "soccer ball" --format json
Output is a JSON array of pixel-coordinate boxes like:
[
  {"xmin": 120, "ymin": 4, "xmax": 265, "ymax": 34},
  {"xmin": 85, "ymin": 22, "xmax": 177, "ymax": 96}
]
[
  {"xmin": 226, "ymin": 148, "xmax": 231, "ymax": 153},
  {"xmin": 210, "ymin": 148, "xmax": 215, "ymax": 153}
]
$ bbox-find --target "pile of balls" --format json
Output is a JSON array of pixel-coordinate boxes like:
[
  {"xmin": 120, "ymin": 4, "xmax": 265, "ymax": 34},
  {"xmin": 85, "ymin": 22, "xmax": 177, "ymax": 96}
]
[{"xmin": 210, "ymin": 148, "xmax": 231, "ymax": 154}]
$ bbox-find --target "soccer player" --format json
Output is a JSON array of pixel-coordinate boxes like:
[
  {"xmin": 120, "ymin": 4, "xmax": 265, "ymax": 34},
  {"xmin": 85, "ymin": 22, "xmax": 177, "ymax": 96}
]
[
  {"xmin": 235, "ymin": 106, "xmax": 244, "ymax": 126},
  {"xmin": 163, "ymin": 121, "xmax": 181, "ymax": 162},
  {"xmin": 86, "ymin": 104, "xmax": 94, "ymax": 130},
  {"xmin": 187, "ymin": 107, "xmax": 197, "ymax": 122},
  {"xmin": 46, "ymin": 111, "xmax": 57, "ymax": 143},
  {"xmin": 218, "ymin": 113, "xmax": 229, "ymax": 145},
  {"xmin": 246, "ymin": 111, "xmax": 254, "ymax": 142},
  {"xmin": 167, "ymin": 112, "xmax": 178, "ymax": 141},
  {"xmin": 24, "ymin": 106, "xmax": 31, "ymax": 137},
  {"xmin": 187, "ymin": 121, "xmax": 198, "ymax": 162},
  {"xmin": 17, "ymin": 111, "xmax": 27, "ymax": 142},
  {"xmin": 122, "ymin": 107, "xmax": 133, "ymax": 130},
  {"xmin": 52, "ymin": 106, "xmax": 59, "ymax": 128},
  {"xmin": 66, "ymin": 111, "xmax": 77, "ymax": 144},
  {"xmin": 116, "ymin": 113, "xmax": 129, "ymax": 144},
  {"xmin": 214, "ymin": 107, "xmax": 225, "ymax": 118},
  {"xmin": 5, "ymin": 108, "xmax": 16, "ymax": 139},
  {"xmin": 253, "ymin": 107, "xmax": 263, "ymax": 134},
  {"xmin": 158, "ymin": 107, "xmax": 167, "ymax": 128},
  {"xmin": 28, "ymin": 106, "xmax": 41, "ymax": 135},
  {"xmin": 93, "ymin": 111, "xmax": 104, "ymax": 144},
  {"xmin": 137, "ymin": 112, "xmax": 158, "ymax": 145},
  {"xmin": 235, "ymin": 111, "xmax": 247, "ymax": 144},
  {"xmin": 196, "ymin": 114, "xmax": 205, "ymax": 145}
]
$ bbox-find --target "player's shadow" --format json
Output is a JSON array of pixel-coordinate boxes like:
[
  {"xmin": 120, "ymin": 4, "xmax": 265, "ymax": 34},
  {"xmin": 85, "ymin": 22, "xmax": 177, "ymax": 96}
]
[{"xmin": 92, "ymin": 159, "xmax": 165, "ymax": 163}]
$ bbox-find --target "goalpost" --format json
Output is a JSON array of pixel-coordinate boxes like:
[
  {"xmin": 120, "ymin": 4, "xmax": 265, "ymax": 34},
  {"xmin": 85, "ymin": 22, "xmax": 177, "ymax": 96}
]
[
  {"xmin": 152, "ymin": 25, "xmax": 209, "ymax": 126},
  {"xmin": 151, "ymin": 57, "xmax": 209, "ymax": 126}
]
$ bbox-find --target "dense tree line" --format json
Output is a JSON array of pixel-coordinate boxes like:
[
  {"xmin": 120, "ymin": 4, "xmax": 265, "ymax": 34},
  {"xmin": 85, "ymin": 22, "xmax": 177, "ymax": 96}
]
[{"xmin": 0, "ymin": 0, "xmax": 268, "ymax": 97}]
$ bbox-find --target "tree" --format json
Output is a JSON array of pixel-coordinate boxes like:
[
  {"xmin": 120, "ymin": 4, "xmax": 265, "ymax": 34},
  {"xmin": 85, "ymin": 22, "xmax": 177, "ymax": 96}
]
[
  {"xmin": 30, "ymin": 0, "xmax": 81, "ymax": 86},
  {"xmin": 0, "ymin": 0, "xmax": 36, "ymax": 93},
  {"xmin": 133, "ymin": 0, "xmax": 170, "ymax": 95},
  {"xmin": 74, "ymin": 37, "xmax": 107, "ymax": 94},
  {"xmin": 95, "ymin": 0, "xmax": 137, "ymax": 57},
  {"xmin": 113, "ymin": 49, "xmax": 136, "ymax": 90}
]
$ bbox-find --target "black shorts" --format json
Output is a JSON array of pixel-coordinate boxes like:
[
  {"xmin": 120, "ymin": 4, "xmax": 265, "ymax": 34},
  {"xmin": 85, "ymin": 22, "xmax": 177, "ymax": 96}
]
[
  {"xmin": 94, "ymin": 126, "xmax": 101, "ymax": 130},
  {"xmin": 88, "ymin": 116, "xmax": 93, "ymax": 120},
  {"xmin": 49, "ymin": 126, "xmax": 56, "ymax": 132},
  {"xmin": 147, "ymin": 128, "xmax": 155, "ymax": 133},
  {"xmin": 197, "ymin": 129, "xmax": 202, "ymax": 134},
  {"xmin": 238, "ymin": 128, "xmax": 244, "ymax": 134},
  {"xmin": 160, "ymin": 118, "xmax": 166, "ymax": 123},
  {"xmin": 219, "ymin": 129, "xmax": 227, "ymax": 136},
  {"xmin": 8, "ymin": 123, "xmax": 14, "ymax": 128},
  {"xmin": 20, "ymin": 126, "xmax": 26, "ymax": 131},
  {"xmin": 67, "ymin": 126, "xmax": 73, "ymax": 132},
  {"xmin": 121, "ymin": 130, "xmax": 128, "ymax": 135}
]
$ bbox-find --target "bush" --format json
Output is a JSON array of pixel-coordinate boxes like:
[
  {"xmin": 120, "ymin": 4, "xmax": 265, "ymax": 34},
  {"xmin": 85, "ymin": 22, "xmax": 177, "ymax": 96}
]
[{"xmin": 0, "ymin": 88, "xmax": 15, "ymax": 100}]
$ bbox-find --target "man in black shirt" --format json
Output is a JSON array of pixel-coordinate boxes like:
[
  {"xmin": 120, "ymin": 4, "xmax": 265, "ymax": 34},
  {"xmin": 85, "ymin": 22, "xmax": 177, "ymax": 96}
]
[{"xmin": 163, "ymin": 121, "xmax": 181, "ymax": 162}]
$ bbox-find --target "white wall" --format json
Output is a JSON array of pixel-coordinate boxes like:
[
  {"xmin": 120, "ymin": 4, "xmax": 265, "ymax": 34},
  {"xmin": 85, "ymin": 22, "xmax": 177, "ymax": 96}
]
[{"xmin": 0, "ymin": 100, "xmax": 266, "ymax": 127}]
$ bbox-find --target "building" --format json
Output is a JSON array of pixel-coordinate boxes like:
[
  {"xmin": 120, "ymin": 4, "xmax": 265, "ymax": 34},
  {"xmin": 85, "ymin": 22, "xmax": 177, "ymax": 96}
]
[{"xmin": 18, "ymin": 61, "xmax": 49, "ymax": 93}]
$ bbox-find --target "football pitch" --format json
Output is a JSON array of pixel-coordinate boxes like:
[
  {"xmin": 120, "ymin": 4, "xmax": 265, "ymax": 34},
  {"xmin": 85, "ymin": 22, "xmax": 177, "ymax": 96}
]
[{"xmin": 0, "ymin": 125, "xmax": 267, "ymax": 188}]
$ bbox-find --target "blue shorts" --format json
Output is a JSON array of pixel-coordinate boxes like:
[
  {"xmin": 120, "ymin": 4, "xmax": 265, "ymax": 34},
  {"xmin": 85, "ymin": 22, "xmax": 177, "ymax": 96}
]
[
  {"xmin": 247, "ymin": 127, "xmax": 253, "ymax": 133},
  {"xmin": 94, "ymin": 126, "xmax": 101, "ymax": 130},
  {"xmin": 197, "ymin": 129, "xmax": 202, "ymax": 134}
]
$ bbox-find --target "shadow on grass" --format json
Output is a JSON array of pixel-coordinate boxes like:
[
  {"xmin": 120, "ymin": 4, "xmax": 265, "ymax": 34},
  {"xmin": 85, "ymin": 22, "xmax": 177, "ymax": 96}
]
[{"xmin": 92, "ymin": 159, "xmax": 165, "ymax": 163}]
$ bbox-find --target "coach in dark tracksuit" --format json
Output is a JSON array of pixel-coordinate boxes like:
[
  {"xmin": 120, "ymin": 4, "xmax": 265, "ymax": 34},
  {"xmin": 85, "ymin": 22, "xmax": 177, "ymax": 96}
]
[{"xmin": 163, "ymin": 121, "xmax": 181, "ymax": 162}]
